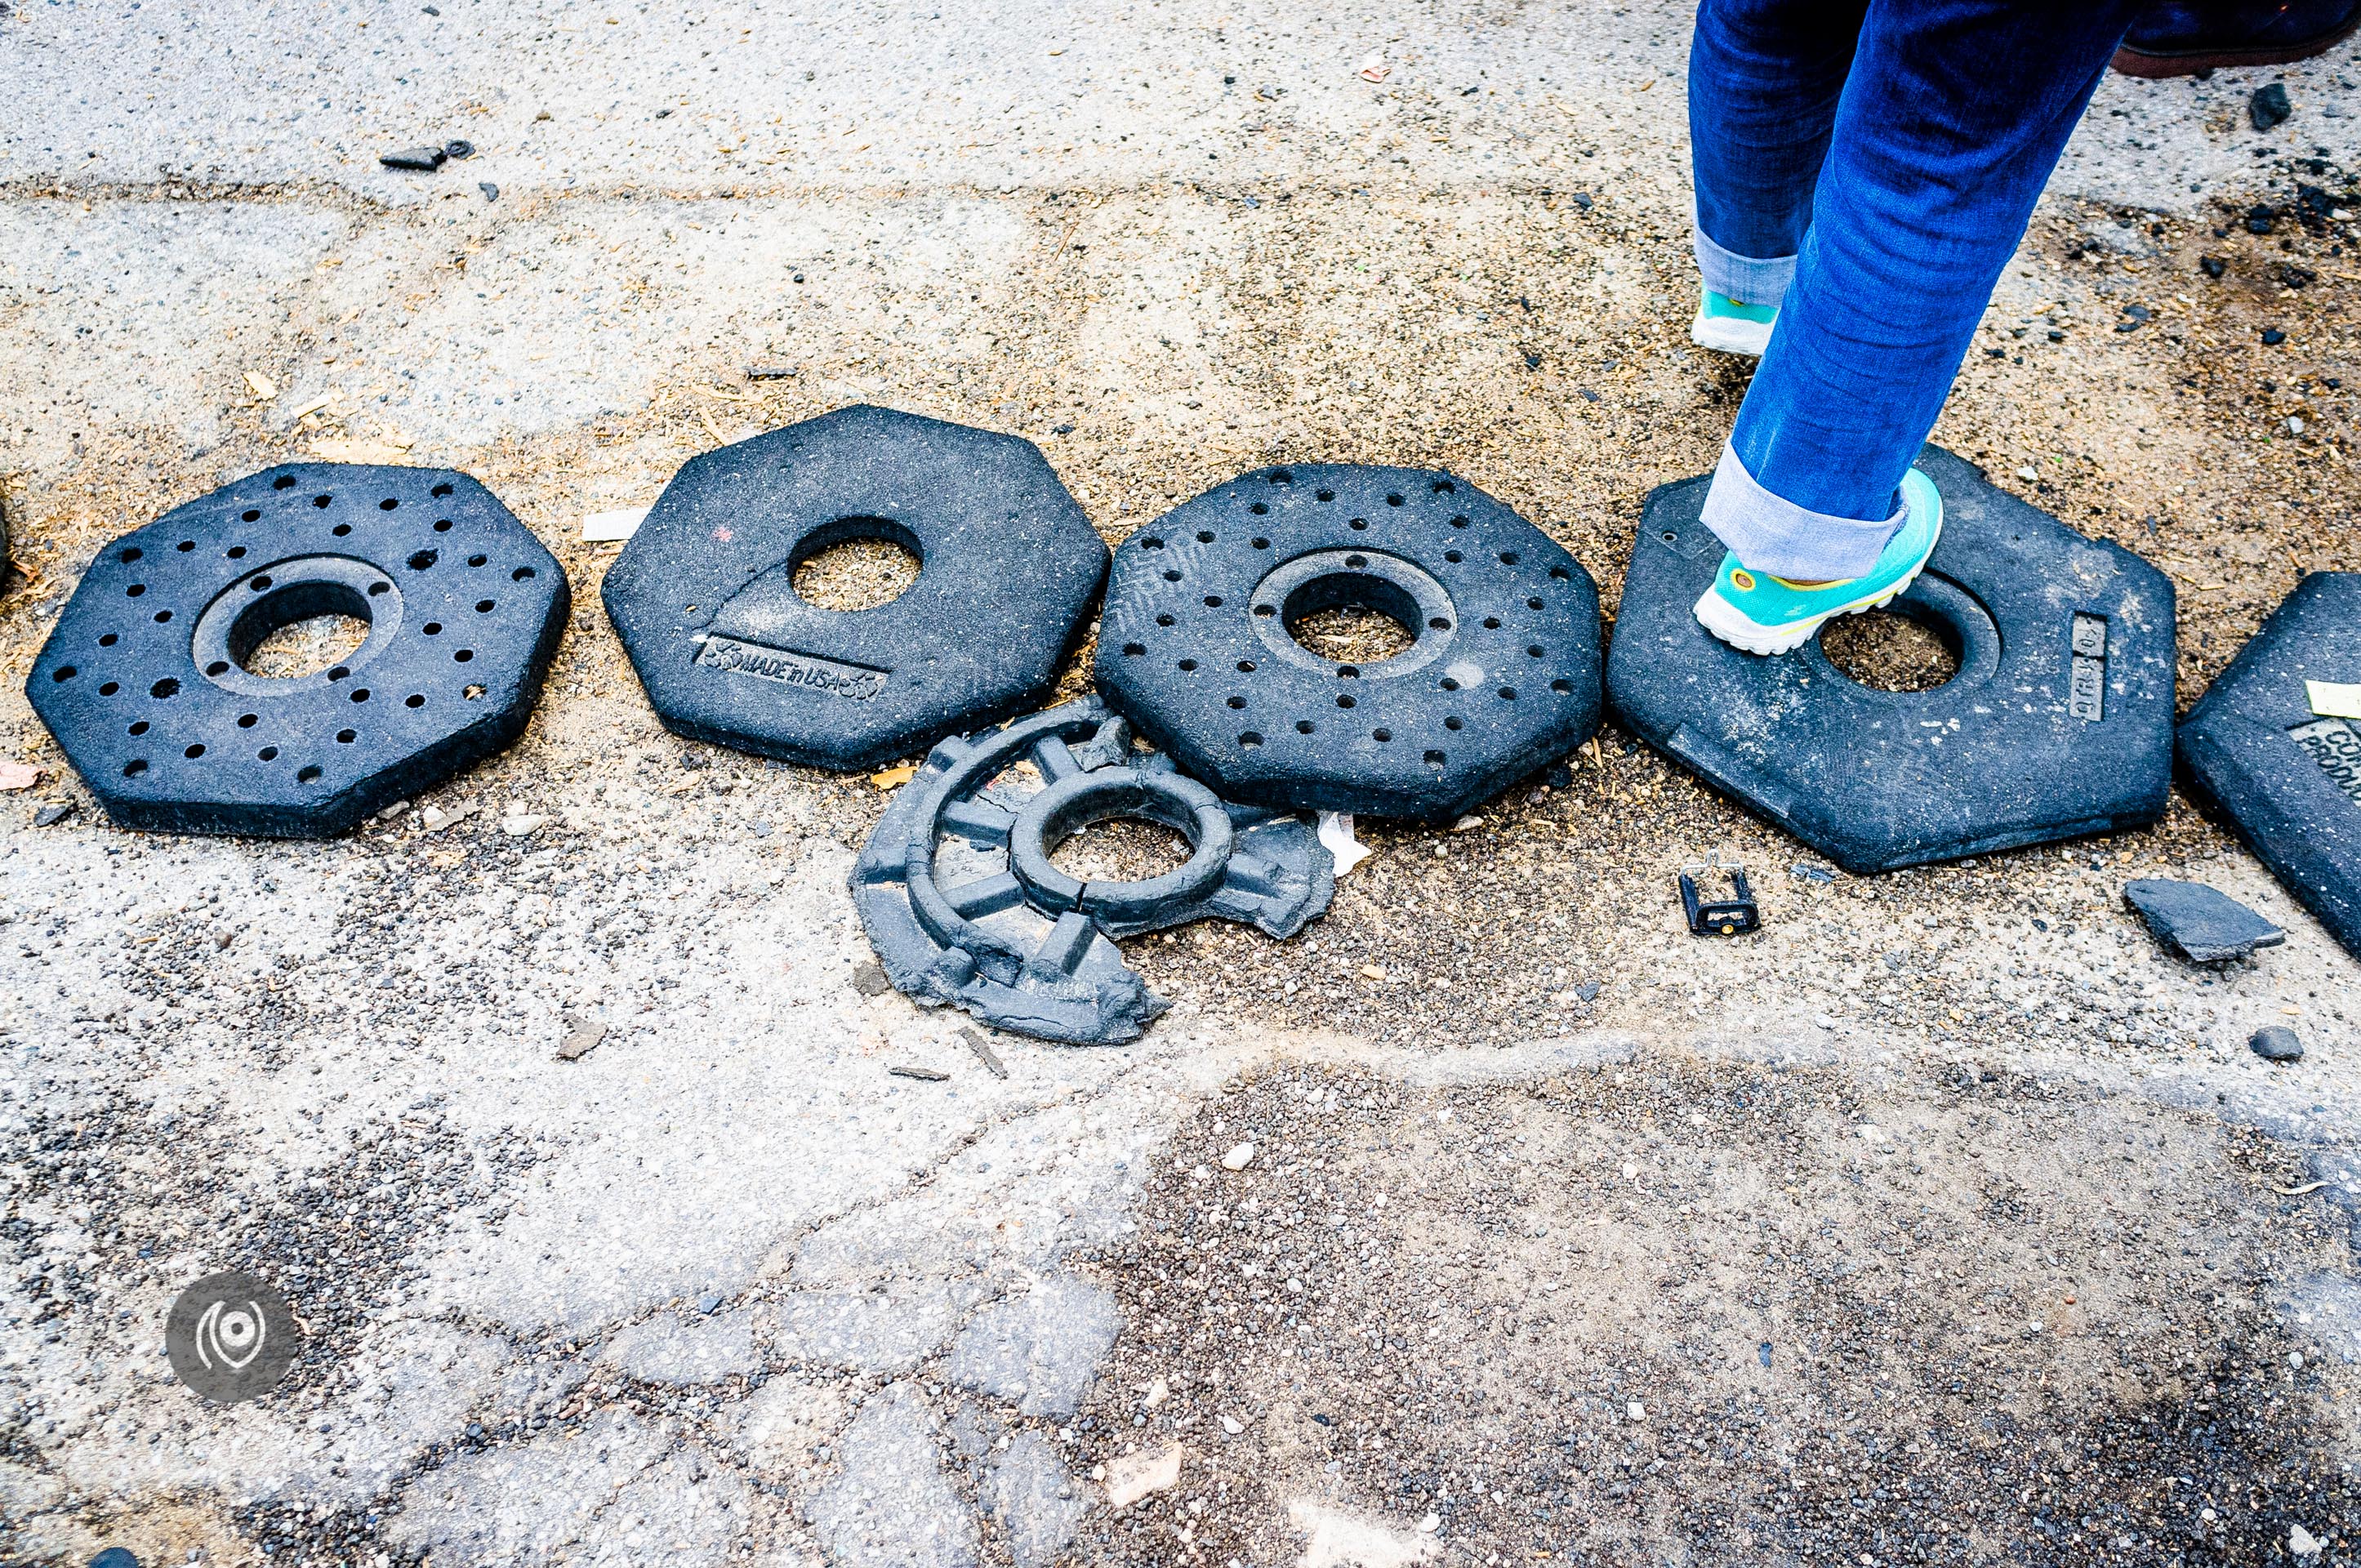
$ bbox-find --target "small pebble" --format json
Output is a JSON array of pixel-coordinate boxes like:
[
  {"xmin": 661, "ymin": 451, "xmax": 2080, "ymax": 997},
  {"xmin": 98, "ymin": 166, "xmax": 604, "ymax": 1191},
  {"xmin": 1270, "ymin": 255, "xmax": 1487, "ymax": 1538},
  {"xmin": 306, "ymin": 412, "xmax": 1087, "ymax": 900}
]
[
  {"xmin": 1220, "ymin": 1142, "xmax": 1255, "ymax": 1171},
  {"xmin": 2250, "ymin": 1025, "xmax": 2303, "ymax": 1062},
  {"xmin": 889, "ymin": 1063, "xmax": 949, "ymax": 1081},
  {"xmin": 2251, "ymin": 82, "xmax": 2292, "ymax": 131},
  {"xmin": 33, "ymin": 802, "xmax": 74, "ymax": 827}
]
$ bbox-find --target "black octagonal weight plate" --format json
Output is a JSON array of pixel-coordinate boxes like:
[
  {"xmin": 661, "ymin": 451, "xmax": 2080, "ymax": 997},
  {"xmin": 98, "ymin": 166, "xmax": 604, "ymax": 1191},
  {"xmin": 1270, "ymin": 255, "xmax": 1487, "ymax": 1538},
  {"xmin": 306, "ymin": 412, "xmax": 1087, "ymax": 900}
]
[
  {"xmin": 1093, "ymin": 464, "xmax": 1603, "ymax": 822},
  {"xmin": 2178, "ymin": 572, "xmax": 2361, "ymax": 960},
  {"xmin": 602, "ymin": 405, "xmax": 1110, "ymax": 772},
  {"xmin": 1606, "ymin": 446, "xmax": 2176, "ymax": 874},
  {"xmin": 26, "ymin": 465, "xmax": 568, "ymax": 838}
]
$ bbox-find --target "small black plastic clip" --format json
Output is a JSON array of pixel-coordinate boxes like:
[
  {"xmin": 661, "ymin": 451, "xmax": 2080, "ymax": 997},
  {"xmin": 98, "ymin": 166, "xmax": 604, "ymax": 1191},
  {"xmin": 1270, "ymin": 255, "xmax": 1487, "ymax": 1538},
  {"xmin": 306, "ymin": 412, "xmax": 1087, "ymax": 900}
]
[{"xmin": 1680, "ymin": 862, "xmax": 1761, "ymax": 936}]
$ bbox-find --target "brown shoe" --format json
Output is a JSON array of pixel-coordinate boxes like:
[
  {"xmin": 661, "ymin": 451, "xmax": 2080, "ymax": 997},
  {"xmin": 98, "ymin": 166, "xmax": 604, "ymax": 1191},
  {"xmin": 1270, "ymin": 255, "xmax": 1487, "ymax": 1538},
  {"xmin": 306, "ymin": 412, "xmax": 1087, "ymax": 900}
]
[{"xmin": 2113, "ymin": 0, "xmax": 2361, "ymax": 77}]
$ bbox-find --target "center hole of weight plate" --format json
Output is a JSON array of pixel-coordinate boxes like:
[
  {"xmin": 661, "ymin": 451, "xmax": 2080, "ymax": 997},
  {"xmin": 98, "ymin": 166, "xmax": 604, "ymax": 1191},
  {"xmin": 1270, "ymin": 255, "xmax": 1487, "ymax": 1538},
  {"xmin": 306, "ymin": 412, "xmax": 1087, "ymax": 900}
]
[
  {"xmin": 1819, "ymin": 604, "xmax": 1963, "ymax": 693},
  {"xmin": 1282, "ymin": 572, "xmax": 1420, "ymax": 665},
  {"xmin": 229, "ymin": 581, "xmax": 375, "ymax": 680},
  {"xmin": 790, "ymin": 516, "xmax": 924, "ymax": 611},
  {"xmin": 1047, "ymin": 812, "xmax": 1197, "ymax": 883}
]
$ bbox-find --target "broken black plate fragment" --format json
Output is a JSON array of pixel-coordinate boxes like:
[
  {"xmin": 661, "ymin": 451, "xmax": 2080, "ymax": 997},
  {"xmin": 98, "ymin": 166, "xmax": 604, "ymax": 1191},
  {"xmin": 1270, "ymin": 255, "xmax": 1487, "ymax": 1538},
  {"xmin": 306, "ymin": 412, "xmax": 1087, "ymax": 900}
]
[
  {"xmin": 27, "ymin": 464, "xmax": 568, "ymax": 837},
  {"xmin": 604, "ymin": 406, "xmax": 1108, "ymax": 772},
  {"xmin": 2177, "ymin": 572, "xmax": 2361, "ymax": 960},
  {"xmin": 1606, "ymin": 447, "xmax": 2176, "ymax": 874},
  {"xmin": 2122, "ymin": 877, "xmax": 2284, "ymax": 963},
  {"xmin": 851, "ymin": 698, "xmax": 1334, "ymax": 1045},
  {"xmin": 1094, "ymin": 463, "xmax": 1602, "ymax": 822}
]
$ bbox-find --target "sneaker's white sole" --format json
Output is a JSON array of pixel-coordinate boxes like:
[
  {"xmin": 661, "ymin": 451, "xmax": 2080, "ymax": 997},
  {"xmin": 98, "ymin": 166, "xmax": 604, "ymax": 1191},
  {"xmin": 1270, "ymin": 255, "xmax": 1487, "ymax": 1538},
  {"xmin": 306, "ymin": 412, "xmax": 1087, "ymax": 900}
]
[
  {"xmin": 1689, "ymin": 311, "xmax": 1772, "ymax": 358},
  {"xmin": 1692, "ymin": 544, "xmax": 1940, "ymax": 657}
]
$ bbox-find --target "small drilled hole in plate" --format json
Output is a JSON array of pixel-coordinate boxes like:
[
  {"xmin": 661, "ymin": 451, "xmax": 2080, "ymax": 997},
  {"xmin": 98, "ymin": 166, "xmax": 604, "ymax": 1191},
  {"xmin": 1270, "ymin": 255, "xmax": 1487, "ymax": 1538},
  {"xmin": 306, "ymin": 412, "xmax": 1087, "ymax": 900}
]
[
  {"xmin": 467, "ymin": 553, "xmax": 488, "ymax": 568},
  {"xmin": 337, "ymin": 728, "xmax": 358, "ymax": 742},
  {"xmin": 123, "ymin": 759, "xmax": 149, "ymax": 777},
  {"xmin": 1295, "ymin": 719, "xmax": 1316, "ymax": 734},
  {"xmin": 1178, "ymin": 658, "xmax": 1199, "ymax": 671},
  {"xmin": 1423, "ymin": 749, "xmax": 1446, "ymax": 766},
  {"xmin": 1445, "ymin": 715, "xmax": 1463, "ymax": 730},
  {"xmin": 127, "ymin": 720, "xmax": 149, "ymax": 736},
  {"xmin": 257, "ymin": 746, "xmax": 278, "ymax": 761},
  {"xmin": 1251, "ymin": 537, "xmax": 1271, "ymax": 550},
  {"xmin": 184, "ymin": 743, "xmax": 205, "ymax": 759},
  {"xmin": 1227, "ymin": 695, "xmax": 1246, "ymax": 709},
  {"xmin": 1239, "ymin": 731, "xmax": 1263, "ymax": 747},
  {"xmin": 297, "ymin": 764, "xmax": 322, "ymax": 782},
  {"xmin": 1373, "ymin": 728, "xmax": 1392, "ymax": 742},
  {"xmin": 1551, "ymin": 679, "xmax": 1573, "ymax": 693},
  {"xmin": 1123, "ymin": 642, "xmax": 1146, "ymax": 657},
  {"xmin": 238, "ymin": 713, "xmax": 258, "ymax": 728}
]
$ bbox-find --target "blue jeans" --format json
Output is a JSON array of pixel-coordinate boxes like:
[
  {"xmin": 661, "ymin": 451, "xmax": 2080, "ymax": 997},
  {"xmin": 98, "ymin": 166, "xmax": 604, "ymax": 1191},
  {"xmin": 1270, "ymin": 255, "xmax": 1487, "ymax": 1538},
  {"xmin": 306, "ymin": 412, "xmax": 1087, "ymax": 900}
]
[{"xmin": 1690, "ymin": 0, "xmax": 2144, "ymax": 579}]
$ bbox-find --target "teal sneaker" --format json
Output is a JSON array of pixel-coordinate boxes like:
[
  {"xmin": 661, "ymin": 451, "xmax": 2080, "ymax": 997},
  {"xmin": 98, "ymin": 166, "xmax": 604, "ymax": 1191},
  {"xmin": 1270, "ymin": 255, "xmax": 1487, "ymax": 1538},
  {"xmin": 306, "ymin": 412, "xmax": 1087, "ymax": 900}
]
[
  {"xmin": 1690, "ymin": 287, "xmax": 1779, "ymax": 357},
  {"xmin": 1693, "ymin": 469, "xmax": 1944, "ymax": 656}
]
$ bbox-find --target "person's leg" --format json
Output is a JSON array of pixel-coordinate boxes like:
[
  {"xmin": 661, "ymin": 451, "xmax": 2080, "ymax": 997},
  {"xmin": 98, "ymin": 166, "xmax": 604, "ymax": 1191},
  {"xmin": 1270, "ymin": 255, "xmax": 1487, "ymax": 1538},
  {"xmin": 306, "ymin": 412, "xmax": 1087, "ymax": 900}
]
[
  {"xmin": 1699, "ymin": 0, "xmax": 2147, "ymax": 606},
  {"xmin": 1688, "ymin": 0, "xmax": 1868, "ymax": 339}
]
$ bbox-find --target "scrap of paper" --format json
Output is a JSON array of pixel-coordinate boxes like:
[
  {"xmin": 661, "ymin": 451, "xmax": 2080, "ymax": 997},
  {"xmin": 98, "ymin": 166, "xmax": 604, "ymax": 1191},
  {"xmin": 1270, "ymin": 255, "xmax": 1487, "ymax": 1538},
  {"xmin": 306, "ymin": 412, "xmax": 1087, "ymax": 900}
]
[{"xmin": 2306, "ymin": 680, "xmax": 2361, "ymax": 720}]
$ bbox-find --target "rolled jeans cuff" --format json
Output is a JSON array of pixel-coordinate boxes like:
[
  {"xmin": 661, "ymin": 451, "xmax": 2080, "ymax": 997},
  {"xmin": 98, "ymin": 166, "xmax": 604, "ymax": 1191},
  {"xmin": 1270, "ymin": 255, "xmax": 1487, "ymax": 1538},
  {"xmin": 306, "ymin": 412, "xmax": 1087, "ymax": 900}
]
[
  {"xmin": 1692, "ymin": 228, "xmax": 1797, "ymax": 308},
  {"xmin": 1699, "ymin": 443, "xmax": 1903, "ymax": 581}
]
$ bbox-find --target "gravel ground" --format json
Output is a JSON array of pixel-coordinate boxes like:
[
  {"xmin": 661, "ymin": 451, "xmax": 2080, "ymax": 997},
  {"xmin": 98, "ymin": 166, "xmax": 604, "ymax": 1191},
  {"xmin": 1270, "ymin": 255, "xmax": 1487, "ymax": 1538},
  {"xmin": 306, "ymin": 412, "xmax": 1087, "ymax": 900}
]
[{"xmin": 2, "ymin": 4, "xmax": 2359, "ymax": 1566}]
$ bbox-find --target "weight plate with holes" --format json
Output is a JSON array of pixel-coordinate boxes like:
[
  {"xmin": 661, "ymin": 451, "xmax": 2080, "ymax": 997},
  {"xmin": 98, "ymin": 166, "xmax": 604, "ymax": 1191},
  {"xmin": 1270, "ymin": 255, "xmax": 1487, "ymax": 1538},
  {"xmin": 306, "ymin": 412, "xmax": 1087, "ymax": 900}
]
[
  {"xmin": 1606, "ymin": 445, "xmax": 2175, "ymax": 874},
  {"xmin": 26, "ymin": 464, "xmax": 568, "ymax": 838},
  {"xmin": 1092, "ymin": 464, "xmax": 1602, "ymax": 822},
  {"xmin": 603, "ymin": 405, "xmax": 1109, "ymax": 771},
  {"xmin": 852, "ymin": 697, "xmax": 1334, "ymax": 1045},
  {"xmin": 2177, "ymin": 572, "xmax": 2361, "ymax": 960}
]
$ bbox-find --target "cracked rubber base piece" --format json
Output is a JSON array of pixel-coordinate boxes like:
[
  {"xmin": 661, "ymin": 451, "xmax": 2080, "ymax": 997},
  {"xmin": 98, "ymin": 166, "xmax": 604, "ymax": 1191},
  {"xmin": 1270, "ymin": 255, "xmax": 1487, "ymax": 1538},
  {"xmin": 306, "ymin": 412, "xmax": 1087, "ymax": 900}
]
[{"xmin": 850, "ymin": 697, "xmax": 1335, "ymax": 1045}]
